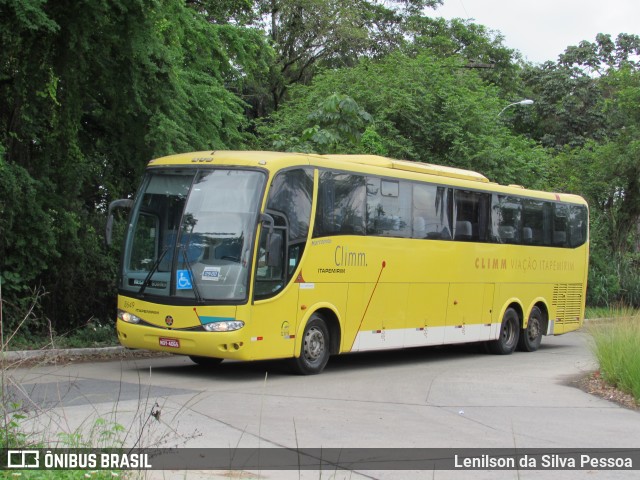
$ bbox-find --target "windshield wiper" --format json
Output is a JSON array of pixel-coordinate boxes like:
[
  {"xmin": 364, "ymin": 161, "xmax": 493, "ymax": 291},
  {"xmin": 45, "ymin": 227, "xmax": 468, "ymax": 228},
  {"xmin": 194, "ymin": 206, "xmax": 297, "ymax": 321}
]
[
  {"xmin": 138, "ymin": 246, "xmax": 171, "ymax": 295},
  {"xmin": 180, "ymin": 245, "xmax": 203, "ymax": 303}
]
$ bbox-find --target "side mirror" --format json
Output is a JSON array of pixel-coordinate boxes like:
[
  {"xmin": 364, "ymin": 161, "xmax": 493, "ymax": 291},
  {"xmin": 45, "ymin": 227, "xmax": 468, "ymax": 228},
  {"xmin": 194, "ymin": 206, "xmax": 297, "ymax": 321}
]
[{"xmin": 105, "ymin": 199, "xmax": 134, "ymax": 246}]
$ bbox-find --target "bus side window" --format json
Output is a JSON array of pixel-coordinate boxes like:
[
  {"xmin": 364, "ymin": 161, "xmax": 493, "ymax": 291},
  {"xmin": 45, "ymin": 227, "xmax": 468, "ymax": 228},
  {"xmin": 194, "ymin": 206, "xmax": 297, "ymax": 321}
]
[
  {"xmin": 491, "ymin": 195, "xmax": 522, "ymax": 244},
  {"xmin": 314, "ymin": 171, "xmax": 366, "ymax": 237},
  {"xmin": 366, "ymin": 178, "xmax": 411, "ymax": 238},
  {"xmin": 553, "ymin": 204, "xmax": 569, "ymax": 247},
  {"xmin": 254, "ymin": 228, "xmax": 286, "ymax": 298},
  {"xmin": 412, "ymin": 184, "xmax": 452, "ymax": 240},
  {"xmin": 267, "ymin": 168, "xmax": 313, "ymax": 241},
  {"xmin": 522, "ymin": 199, "xmax": 546, "ymax": 246},
  {"xmin": 267, "ymin": 167, "xmax": 313, "ymax": 271},
  {"xmin": 452, "ymin": 190, "xmax": 491, "ymax": 242},
  {"xmin": 568, "ymin": 205, "xmax": 588, "ymax": 248}
]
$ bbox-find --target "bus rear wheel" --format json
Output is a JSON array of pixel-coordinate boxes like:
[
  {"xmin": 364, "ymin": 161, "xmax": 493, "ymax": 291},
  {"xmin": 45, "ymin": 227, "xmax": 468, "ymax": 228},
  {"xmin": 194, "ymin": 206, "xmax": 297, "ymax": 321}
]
[
  {"xmin": 189, "ymin": 356, "xmax": 223, "ymax": 367},
  {"xmin": 517, "ymin": 306, "xmax": 543, "ymax": 352},
  {"xmin": 487, "ymin": 308, "xmax": 520, "ymax": 355},
  {"xmin": 291, "ymin": 314, "xmax": 330, "ymax": 375}
]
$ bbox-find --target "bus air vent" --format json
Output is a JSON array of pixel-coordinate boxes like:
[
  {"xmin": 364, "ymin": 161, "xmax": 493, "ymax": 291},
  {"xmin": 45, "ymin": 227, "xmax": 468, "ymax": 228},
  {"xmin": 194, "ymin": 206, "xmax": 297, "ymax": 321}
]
[{"xmin": 552, "ymin": 283, "xmax": 583, "ymax": 324}]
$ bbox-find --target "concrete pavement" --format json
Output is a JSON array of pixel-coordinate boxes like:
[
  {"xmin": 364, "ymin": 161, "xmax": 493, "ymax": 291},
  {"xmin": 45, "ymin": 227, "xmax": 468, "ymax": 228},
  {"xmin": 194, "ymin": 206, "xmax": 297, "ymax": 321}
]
[{"xmin": 3, "ymin": 330, "xmax": 639, "ymax": 479}]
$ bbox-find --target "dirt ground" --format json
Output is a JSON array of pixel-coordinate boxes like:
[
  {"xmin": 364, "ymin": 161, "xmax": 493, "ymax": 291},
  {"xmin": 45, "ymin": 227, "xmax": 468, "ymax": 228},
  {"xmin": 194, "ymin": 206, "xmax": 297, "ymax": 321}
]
[{"xmin": 575, "ymin": 370, "xmax": 639, "ymax": 411}]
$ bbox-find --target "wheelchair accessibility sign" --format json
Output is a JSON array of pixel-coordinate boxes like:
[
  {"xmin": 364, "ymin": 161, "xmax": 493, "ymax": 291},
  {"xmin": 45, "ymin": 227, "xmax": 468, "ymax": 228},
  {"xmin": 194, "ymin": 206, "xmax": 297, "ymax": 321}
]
[{"xmin": 176, "ymin": 270, "xmax": 193, "ymax": 289}]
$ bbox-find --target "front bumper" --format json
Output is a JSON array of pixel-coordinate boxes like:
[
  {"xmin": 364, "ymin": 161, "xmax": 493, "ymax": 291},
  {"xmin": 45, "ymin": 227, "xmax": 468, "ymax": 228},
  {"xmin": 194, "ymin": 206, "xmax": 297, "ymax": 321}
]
[{"xmin": 116, "ymin": 319, "xmax": 251, "ymax": 360}]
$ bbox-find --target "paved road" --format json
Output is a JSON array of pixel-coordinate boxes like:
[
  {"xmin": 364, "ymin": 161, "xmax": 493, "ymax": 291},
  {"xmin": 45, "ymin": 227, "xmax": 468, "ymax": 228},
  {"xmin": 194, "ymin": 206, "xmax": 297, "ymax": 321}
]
[{"xmin": 6, "ymin": 330, "xmax": 640, "ymax": 479}]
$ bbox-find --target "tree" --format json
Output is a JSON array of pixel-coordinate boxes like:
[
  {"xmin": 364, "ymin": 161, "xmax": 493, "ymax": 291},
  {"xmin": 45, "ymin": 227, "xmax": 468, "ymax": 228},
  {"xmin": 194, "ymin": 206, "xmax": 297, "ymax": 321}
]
[
  {"xmin": 229, "ymin": 0, "xmax": 441, "ymax": 114},
  {"xmin": 518, "ymin": 62, "xmax": 607, "ymax": 149},
  {"xmin": 260, "ymin": 51, "xmax": 551, "ymax": 188},
  {"xmin": 518, "ymin": 34, "xmax": 640, "ymax": 150},
  {"xmin": 269, "ymin": 93, "xmax": 372, "ymax": 153},
  {"xmin": 0, "ymin": 0, "xmax": 270, "ymax": 330},
  {"xmin": 548, "ymin": 66, "xmax": 640, "ymax": 306},
  {"xmin": 555, "ymin": 66, "xmax": 640, "ymax": 251},
  {"xmin": 0, "ymin": 151, "xmax": 56, "ymax": 330},
  {"xmin": 403, "ymin": 16, "xmax": 520, "ymax": 92},
  {"xmin": 559, "ymin": 33, "xmax": 640, "ymax": 75},
  {"xmin": 190, "ymin": 1, "xmax": 520, "ymax": 118}
]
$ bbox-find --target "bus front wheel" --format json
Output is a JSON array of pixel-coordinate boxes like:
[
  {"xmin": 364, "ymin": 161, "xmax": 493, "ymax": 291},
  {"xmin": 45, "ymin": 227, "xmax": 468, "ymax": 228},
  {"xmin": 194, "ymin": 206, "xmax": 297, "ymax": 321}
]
[
  {"xmin": 291, "ymin": 314, "xmax": 330, "ymax": 375},
  {"xmin": 487, "ymin": 308, "xmax": 520, "ymax": 355},
  {"xmin": 517, "ymin": 306, "xmax": 543, "ymax": 352}
]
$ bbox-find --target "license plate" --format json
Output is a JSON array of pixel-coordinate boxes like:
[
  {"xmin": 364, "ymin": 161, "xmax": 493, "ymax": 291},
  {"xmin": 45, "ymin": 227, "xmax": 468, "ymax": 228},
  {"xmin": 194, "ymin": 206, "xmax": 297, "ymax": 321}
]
[{"xmin": 159, "ymin": 337, "xmax": 180, "ymax": 348}]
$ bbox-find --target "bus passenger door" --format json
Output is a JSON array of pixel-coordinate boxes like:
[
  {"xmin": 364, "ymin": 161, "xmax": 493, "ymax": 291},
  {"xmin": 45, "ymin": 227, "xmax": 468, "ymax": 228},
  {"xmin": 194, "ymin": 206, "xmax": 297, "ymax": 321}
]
[
  {"xmin": 250, "ymin": 292, "xmax": 300, "ymax": 361},
  {"xmin": 249, "ymin": 167, "xmax": 314, "ymax": 361},
  {"xmin": 250, "ymin": 228, "xmax": 300, "ymax": 360}
]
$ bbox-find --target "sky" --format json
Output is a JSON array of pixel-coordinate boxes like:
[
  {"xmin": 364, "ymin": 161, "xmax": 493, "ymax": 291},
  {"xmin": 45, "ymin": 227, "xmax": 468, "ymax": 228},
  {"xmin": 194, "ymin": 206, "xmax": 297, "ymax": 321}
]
[{"xmin": 429, "ymin": 0, "xmax": 640, "ymax": 64}]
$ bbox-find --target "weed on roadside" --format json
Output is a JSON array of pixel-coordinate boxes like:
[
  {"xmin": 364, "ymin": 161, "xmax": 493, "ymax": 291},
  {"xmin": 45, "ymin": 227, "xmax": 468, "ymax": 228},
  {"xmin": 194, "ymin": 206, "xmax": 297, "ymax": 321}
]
[
  {"xmin": 1, "ymin": 287, "xmax": 196, "ymax": 480},
  {"xmin": 588, "ymin": 309, "xmax": 640, "ymax": 403}
]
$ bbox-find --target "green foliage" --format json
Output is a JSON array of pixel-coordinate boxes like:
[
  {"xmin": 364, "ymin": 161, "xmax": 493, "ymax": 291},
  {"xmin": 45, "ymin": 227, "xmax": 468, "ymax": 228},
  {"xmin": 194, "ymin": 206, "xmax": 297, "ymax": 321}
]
[
  {"xmin": 526, "ymin": 42, "xmax": 640, "ymax": 307},
  {"xmin": 0, "ymin": 0, "xmax": 271, "ymax": 332},
  {"xmin": 590, "ymin": 313, "xmax": 640, "ymax": 402},
  {"xmin": 359, "ymin": 126, "xmax": 390, "ymax": 156},
  {"xmin": 519, "ymin": 63, "xmax": 608, "ymax": 149},
  {"xmin": 0, "ymin": 403, "xmax": 29, "ymax": 449},
  {"xmin": 0, "ymin": 156, "xmax": 56, "ymax": 330},
  {"xmin": 3, "ymin": 320, "xmax": 118, "ymax": 351},
  {"xmin": 58, "ymin": 320, "xmax": 118, "ymax": 349},
  {"xmin": 403, "ymin": 16, "xmax": 520, "ymax": 92},
  {"xmin": 520, "ymin": 34, "xmax": 640, "ymax": 151},
  {"xmin": 241, "ymin": 0, "xmax": 445, "ymax": 113},
  {"xmin": 578, "ymin": 201, "xmax": 640, "ymax": 308},
  {"xmin": 187, "ymin": 0, "xmax": 256, "ymax": 24},
  {"xmin": 56, "ymin": 418, "xmax": 126, "ymax": 449},
  {"xmin": 270, "ymin": 93, "xmax": 373, "ymax": 153},
  {"xmin": 260, "ymin": 52, "xmax": 552, "ymax": 187},
  {"xmin": 559, "ymin": 33, "xmax": 640, "ymax": 74},
  {"xmin": 3, "ymin": 1, "xmax": 640, "ymax": 330},
  {"xmin": 0, "ymin": 409, "xmax": 124, "ymax": 478}
]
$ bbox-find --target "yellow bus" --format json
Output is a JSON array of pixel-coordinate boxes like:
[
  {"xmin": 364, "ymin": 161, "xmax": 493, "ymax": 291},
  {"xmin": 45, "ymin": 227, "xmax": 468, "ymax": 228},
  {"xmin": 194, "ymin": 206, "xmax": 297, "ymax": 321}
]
[{"xmin": 108, "ymin": 151, "xmax": 589, "ymax": 374}]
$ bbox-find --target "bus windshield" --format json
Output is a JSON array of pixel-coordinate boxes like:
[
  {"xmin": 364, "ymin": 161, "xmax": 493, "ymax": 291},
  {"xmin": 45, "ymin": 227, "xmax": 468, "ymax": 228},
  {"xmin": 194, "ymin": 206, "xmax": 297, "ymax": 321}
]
[{"xmin": 121, "ymin": 168, "xmax": 265, "ymax": 302}]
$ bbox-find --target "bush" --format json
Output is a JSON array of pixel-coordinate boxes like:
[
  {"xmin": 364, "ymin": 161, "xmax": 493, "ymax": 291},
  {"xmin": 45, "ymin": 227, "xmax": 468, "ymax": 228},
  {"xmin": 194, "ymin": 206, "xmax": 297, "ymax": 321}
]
[
  {"xmin": 587, "ymin": 242, "xmax": 640, "ymax": 308},
  {"xmin": 590, "ymin": 310, "xmax": 640, "ymax": 401},
  {"xmin": 0, "ymin": 157, "xmax": 57, "ymax": 332}
]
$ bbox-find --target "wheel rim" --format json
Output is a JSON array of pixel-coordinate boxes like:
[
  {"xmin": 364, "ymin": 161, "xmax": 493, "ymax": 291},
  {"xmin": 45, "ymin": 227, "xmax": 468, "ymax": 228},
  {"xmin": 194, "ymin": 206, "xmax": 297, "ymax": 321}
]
[
  {"xmin": 303, "ymin": 326, "xmax": 325, "ymax": 364},
  {"xmin": 528, "ymin": 317, "xmax": 540, "ymax": 341},
  {"xmin": 502, "ymin": 318, "xmax": 517, "ymax": 346}
]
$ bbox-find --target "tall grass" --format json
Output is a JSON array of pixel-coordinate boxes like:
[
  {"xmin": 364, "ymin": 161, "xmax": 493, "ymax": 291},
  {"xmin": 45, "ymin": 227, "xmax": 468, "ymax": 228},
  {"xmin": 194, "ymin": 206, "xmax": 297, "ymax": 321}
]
[
  {"xmin": 0, "ymin": 281, "xmax": 178, "ymax": 479},
  {"xmin": 589, "ymin": 309, "xmax": 640, "ymax": 402}
]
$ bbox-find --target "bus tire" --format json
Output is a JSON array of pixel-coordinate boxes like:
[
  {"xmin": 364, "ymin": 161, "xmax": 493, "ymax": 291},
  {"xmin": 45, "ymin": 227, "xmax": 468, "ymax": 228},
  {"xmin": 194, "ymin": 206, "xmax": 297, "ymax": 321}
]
[
  {"xmin": 517, "ymin": 306, "xmax": 543, "ymax": 352},
  {"xmin": 291, "ymin": 313, "xmax": 330, "ymax": 375},
  {"xmin": 189, "ymin": 355, "xmax": 223, "ymax": 367},
  {"xmin": 487, "ymin": 308, "xmax": 520, "ymax": 355}
]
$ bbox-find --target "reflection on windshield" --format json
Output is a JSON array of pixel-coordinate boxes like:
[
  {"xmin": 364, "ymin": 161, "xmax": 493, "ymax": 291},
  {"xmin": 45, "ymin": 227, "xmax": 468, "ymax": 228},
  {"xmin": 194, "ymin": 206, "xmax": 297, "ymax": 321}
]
[{"xmin": 121, "ymin": 169, "xmax": 265, "ymax": 302}]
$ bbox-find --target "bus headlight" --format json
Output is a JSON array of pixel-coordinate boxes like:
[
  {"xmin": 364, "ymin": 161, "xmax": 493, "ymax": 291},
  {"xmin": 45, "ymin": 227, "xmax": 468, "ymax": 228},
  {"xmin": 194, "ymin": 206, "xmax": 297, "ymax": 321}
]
[
  {"xmin": 118, "ymin": 309, "xmax": 141, "ymax": 324},
  {"xmin": 203, "ymin": 321, "xmax": 244, "ymax": 332}
]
